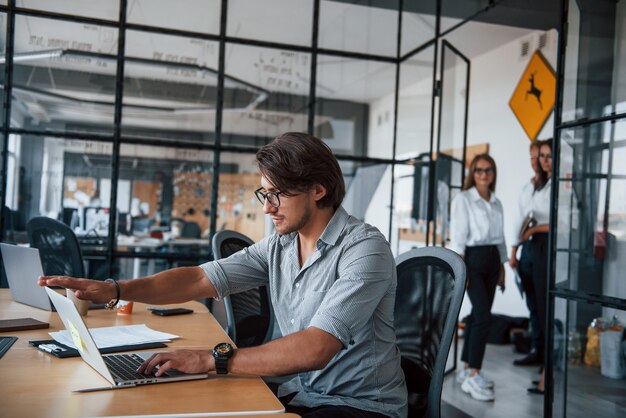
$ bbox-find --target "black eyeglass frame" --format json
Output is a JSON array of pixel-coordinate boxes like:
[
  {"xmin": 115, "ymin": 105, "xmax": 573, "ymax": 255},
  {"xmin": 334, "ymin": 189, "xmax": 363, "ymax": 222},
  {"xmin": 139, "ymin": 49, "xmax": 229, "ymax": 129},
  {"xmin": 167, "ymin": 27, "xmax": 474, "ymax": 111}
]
[
  {"xmin": 254, "ymin": 187, "xmax": 283, "ymax": 208},
  {"xmin": 473, "ymin": 167, "xmax": 495, "ymax": 175}
]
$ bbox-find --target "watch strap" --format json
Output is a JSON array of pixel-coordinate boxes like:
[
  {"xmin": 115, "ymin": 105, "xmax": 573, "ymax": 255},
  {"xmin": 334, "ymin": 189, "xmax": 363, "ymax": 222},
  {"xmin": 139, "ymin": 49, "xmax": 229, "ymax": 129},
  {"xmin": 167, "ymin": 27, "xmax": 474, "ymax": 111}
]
[{"xmin": 215, "ymin": 356, "xmax": 229, "ymax": 374}]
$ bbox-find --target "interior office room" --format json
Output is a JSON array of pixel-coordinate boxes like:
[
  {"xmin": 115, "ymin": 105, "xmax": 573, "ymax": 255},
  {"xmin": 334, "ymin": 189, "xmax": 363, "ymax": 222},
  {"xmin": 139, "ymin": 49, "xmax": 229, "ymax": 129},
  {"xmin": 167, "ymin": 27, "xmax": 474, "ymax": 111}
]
[{"xmin": 0, "ymin": 0, "xmax": 624, "ymax": 417}]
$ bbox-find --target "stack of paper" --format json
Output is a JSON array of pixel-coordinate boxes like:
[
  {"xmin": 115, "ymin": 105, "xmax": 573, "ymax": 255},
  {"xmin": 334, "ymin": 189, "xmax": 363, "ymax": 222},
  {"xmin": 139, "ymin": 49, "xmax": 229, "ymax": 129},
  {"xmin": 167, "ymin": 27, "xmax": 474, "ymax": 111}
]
[{"xmin": 50, "ymin": 324, "xmax": 179, "ymax": 349}]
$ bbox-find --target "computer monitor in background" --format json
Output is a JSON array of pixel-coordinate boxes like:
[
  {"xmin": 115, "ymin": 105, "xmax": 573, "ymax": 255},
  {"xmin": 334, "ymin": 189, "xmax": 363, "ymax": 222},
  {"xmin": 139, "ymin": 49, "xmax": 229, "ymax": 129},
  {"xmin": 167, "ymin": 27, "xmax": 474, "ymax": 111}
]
[
  {"xmin": 61, "ymin": 208, "xmax": 79, "ymax": 230},
  {"xmin": 117, "ymin": 212, "xmax": 130, "ymax": 236},
  {"xmin": 411, "ymin": 153, "xmax": 431, "ymax": 222},
  {"xmin": 411, "ymin": 153, "xmax": 462, "ymax": 222}
]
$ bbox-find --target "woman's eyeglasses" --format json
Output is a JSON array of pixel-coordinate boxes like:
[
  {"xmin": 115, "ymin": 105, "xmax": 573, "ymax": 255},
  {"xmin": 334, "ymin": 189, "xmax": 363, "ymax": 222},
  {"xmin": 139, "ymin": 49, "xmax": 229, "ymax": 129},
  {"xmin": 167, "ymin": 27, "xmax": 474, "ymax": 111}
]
[
  {"xmin": 254, "ymin": 188, "xmax": 283, "ymax": 208},
  {"xmin": 539, "ymin": 153, "xmax": 552, "ymax": 160},
  {"xmin": 474, "ymin": 167, "xmax": 494, "ymax": 175}
]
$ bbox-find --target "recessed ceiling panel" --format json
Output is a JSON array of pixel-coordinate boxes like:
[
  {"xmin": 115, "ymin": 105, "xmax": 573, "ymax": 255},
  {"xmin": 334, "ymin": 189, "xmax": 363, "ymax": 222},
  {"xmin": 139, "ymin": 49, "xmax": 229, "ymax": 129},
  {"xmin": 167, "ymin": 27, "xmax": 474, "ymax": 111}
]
[
  {"xmin": 127, "ymin": 0, "xmax": 221, "ymax": 34},
  {"xmin": 319, "ymin": 0, "xmax": 399, "ymax": 57},
  {"xmin": 227, "ymin": 0, "xmax": 313, "ymax": 46},
  {"xmin": 17, "ymin": 0, "xmax": 119, "ymax": 21}
]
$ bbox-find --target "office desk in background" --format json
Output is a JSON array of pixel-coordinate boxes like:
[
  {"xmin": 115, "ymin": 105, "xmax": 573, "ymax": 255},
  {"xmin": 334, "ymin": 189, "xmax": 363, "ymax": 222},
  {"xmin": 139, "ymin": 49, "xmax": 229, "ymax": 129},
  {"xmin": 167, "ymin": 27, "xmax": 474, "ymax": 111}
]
[
  {"xmin": 0, "ymin": 290, "xmax": 285, "ymax": 417},
  {"xmin": 116, "ymin": 236, "xmax": 210, "ymax": 278}
]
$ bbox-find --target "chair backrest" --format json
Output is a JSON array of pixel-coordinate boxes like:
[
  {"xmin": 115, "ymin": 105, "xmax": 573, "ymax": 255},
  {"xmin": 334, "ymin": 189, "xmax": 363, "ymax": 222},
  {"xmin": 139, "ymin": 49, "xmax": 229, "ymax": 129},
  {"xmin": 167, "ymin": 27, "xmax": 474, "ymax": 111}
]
[
  {"xmin": 394, "ymin": 247, "xmax": 466, "ymax": 418},
  {"xmin": 211, "ymin": 230, "xmax": 273, "ymax": 348},
  {"xmin": 26, "ymin": 216, "xmax": 85, "ymax": 278},
  {"xmin": 181, "ymin": 221, "xmax": 201, "ymax": 238}
]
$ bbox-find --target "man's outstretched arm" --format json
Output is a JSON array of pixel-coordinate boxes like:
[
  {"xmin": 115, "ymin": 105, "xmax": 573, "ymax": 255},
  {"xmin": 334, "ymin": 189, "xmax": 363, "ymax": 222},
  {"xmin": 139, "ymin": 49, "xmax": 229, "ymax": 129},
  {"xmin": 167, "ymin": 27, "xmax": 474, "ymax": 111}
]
[{"xmin": 38, "ymin": 266, "xmax": 217, "ymax": 305}]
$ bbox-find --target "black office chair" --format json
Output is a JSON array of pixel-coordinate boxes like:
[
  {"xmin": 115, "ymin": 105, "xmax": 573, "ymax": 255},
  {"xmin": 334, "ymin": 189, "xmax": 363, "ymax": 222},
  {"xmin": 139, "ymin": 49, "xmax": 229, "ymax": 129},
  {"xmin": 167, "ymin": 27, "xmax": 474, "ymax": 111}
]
[
  {"xmin": 26, "ymin": 216, "xmax": 85, "ymax": 277},
  {"xmin": 211, "ymin": 230, "xmax": 273, "ymax": 348},
  {"xmin": 394, "ymin": 247, "xmax": 466, "ymax": 418}
]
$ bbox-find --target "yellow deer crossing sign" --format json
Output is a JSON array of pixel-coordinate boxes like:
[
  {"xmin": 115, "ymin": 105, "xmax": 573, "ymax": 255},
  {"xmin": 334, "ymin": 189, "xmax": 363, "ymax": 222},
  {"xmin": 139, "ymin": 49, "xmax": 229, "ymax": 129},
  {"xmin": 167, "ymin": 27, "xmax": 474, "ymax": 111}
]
[{"xmin": 509, "ymin": 50, "xmax": 556, "ymax": 141}]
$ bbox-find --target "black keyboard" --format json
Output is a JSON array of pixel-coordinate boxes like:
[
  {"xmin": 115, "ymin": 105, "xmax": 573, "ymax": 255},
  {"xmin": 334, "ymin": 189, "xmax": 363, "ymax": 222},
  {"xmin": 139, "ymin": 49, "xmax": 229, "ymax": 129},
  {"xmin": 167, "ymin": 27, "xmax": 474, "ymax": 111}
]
[
  {"xmin": 0, "ymin": 336, "xmax": 17, "ymax": 359},
  {"xmin": 103, "ymin": 353, "xmax": 155, "ymax": 382}
]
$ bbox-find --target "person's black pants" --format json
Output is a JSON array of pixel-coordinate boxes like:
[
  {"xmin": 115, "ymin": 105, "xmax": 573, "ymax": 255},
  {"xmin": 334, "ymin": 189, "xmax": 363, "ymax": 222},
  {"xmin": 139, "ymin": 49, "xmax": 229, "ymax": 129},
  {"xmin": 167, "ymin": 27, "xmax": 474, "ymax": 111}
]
[
  {"xmin": 530, "ymin": 233, "xmax": 549, "ymax": 355},
  {"xmin": 279, "ymin": 394, "xmax": 390, "ymax": 418},
  {"xmin": 461, "ymin": 245, "xmax": 500, "ymax": 370},
  {"xmin": 518, "ymin": 241, "xmax": 542, "ymax": 354}
]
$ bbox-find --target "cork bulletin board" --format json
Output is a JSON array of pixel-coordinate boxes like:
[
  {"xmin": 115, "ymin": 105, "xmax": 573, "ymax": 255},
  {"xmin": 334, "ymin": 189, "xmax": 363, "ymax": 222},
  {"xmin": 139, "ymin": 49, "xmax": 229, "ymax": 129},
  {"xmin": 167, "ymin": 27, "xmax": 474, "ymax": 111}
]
[{"xmin": 171, "ymin": 171, "xmax": 265, "ymax": 241}]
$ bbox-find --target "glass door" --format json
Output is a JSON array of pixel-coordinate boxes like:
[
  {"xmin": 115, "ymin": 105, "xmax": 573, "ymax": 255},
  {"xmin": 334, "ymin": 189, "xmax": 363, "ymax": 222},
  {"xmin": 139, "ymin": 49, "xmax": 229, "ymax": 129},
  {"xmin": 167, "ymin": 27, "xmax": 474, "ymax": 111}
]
[
  {"xmin": 549, "ymin": 0, "xmax": 626, "ymax": 417},
  {"xmin": 431, "ymin": 40, "xmax": 469, "ymax": 248},
  {"xmin": 433, "ymin": 40, "xmax": 470, "ymax": 376}
]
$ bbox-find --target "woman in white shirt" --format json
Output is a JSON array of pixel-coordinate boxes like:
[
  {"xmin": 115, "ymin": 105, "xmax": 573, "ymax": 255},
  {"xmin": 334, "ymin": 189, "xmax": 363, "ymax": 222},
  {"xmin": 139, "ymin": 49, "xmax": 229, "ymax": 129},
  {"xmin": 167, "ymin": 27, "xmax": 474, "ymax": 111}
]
[
  {"xmin": 524, "ymin": 138, "xmax": 553, "ymax": 395},
  {"xmin": 449, "ymin": 154, "xmax": 507, "ymax": 402}
]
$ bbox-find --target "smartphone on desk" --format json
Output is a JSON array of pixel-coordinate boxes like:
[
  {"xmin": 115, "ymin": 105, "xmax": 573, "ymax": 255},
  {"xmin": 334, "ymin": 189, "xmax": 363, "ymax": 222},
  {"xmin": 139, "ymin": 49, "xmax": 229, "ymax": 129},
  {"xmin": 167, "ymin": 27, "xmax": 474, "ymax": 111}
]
[{"xmin": 148, "ymin": 307, "xmax": 194, "ymax": 316}]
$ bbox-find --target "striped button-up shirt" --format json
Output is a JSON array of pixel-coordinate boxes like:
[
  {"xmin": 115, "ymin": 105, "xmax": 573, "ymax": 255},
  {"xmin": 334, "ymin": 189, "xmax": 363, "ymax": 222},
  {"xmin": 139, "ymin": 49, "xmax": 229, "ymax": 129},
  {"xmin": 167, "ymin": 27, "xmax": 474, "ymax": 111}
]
[{"xmin": 200, "ymin": 206, "xmax": 407, "ymax": 418}]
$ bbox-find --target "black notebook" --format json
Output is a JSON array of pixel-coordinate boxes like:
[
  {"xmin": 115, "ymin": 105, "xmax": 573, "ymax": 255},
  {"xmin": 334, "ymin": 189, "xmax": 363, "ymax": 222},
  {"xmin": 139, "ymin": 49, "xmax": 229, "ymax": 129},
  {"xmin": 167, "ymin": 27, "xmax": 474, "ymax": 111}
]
[{"xmin": 29, "ymin": 339, "xmax": 167, "ymax": 358}]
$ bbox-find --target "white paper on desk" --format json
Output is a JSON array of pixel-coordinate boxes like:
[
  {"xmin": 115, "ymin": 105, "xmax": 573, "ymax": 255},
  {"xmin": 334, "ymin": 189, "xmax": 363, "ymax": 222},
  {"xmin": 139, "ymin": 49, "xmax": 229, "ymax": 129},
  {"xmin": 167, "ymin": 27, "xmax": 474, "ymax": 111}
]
[{"xmin": 49, "ymin": 324, "xmax": 180, "ymax": 349}]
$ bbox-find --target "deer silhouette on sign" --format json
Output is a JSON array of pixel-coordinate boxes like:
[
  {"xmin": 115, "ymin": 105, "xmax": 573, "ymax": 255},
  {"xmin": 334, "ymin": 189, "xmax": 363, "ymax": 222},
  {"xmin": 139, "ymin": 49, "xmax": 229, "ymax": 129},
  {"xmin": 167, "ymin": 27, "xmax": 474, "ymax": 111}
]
[{"xmin": 526, "ymin": 72, "xmax": 543, "ymax": 109}]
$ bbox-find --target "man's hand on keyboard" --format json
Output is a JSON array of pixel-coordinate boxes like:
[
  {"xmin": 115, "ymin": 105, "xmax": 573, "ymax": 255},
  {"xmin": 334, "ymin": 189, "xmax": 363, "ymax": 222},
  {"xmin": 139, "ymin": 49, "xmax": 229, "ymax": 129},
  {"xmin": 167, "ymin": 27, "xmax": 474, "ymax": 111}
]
[{"xmin": 137, "ymin": 349, "xmax": 213, "ymax": 377}]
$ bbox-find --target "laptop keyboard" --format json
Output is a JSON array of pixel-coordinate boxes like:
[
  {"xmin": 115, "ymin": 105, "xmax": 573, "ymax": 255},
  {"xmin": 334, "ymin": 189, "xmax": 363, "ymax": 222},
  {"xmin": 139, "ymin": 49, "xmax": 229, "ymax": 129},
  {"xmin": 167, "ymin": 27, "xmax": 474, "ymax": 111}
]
[
  {"xmin": 104, "ymin": 353, "xmax": 156, "ymax": 382},
  {"xmin": 0, "ymin": 336, "xmax": 18, "ymax": 359}
]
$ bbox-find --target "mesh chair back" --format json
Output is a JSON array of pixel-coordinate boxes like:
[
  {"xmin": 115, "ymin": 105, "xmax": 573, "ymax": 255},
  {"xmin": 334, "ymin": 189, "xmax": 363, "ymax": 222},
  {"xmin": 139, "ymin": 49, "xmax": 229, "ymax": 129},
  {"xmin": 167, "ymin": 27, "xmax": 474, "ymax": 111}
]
[
  {"xmin": 394, "ymin": 247, "xmax": 466, "ymax": 418},
  {"xmin": 26, "ymin": 216, "xmax": 85, "ymax": 277},
  {"xmin": 211, "ymin": 230, "xmax": 272, "ymax": 348}
]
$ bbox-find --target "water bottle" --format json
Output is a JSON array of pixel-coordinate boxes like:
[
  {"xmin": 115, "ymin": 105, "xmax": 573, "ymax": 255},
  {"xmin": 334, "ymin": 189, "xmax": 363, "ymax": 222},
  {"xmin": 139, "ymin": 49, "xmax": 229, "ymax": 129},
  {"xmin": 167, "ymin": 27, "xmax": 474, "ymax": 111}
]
[{"xmin": 568, "ymin": 329, "xmax": 582, "ymax": 365}]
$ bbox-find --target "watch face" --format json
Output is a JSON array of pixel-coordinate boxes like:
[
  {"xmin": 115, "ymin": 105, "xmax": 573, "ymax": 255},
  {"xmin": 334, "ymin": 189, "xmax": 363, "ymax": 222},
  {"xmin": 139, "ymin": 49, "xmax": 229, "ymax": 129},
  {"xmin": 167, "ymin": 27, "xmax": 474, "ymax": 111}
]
[{"xmin": 214, "ymin": 343, "xmax": 232, "ymax": 355}]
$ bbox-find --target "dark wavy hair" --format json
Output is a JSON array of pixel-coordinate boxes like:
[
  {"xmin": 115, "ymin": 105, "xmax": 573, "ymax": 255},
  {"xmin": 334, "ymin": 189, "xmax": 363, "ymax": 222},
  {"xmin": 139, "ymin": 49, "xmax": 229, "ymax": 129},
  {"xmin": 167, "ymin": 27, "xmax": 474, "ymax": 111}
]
[
  {"xmin": 462, "ymin": 153, "xmax": 497, "ymax": 192},
  {"xmin": 256, "ymin": 132, "xmax": 346, "ymax": 209},
  {"xmin": 535, "ymin": 138, "xmax": 553, "ymax": 191}
]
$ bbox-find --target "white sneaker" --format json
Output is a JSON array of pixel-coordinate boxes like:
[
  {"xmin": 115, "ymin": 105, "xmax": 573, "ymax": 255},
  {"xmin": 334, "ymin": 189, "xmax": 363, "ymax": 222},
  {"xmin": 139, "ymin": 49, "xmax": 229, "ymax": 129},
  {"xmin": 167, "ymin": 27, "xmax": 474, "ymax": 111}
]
[
  {"xmin": 478, "ymin": 371, "xmax": 495, "ymax": 389},
  {"xmin": 456, "ymin": 369, "xmax": 494, "ymax": 388},
  {"xmin": 456, "ymin": 368, "xmax": 470, "ymax": 384},
  {"xmin": 461, "ymin": 374, "xmax": 495, "ymax": 401}
]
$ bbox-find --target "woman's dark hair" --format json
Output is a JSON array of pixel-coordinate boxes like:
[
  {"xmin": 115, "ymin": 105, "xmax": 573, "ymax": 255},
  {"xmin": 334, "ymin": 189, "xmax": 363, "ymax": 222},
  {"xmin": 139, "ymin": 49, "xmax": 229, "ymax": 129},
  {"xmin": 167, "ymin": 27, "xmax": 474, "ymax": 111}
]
[
  {"xmin": 462, "ymin": 153, "xmax": 497, "ymax": 192},
  {"xmin": 256, "ymin": 132, "xmax": 346, "ymax": 209},
  {"xmin": 535, "ymin": 138, "xmax": 553, "ymax": 191},
  {"xmin": 529, "ymin": 141, "xmax": 541, "ymax": 190}
]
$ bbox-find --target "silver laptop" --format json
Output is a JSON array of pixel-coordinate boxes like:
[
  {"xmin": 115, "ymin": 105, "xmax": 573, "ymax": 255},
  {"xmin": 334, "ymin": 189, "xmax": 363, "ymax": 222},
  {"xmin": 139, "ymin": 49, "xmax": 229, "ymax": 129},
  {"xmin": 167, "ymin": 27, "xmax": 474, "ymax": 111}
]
[
  {"xmin": 1, "ymin": 243, "xmax": 53, "ymax": 310},
  {"xmin": 45, "ymin": 286, "xmax": 209, "ymax": 390},
  {"xmin": 1, "ymin": 242, "xmax": 106, "ymax": 310}
]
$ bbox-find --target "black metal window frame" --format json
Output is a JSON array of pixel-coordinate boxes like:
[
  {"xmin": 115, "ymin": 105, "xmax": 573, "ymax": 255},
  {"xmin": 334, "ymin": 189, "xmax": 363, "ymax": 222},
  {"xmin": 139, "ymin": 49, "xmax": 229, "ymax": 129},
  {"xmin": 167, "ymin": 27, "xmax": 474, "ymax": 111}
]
[
  {"xmin": 0, "ymin": 0, "xmax": 490, "ymax": 274},
  {"xmin": 545, "ymin": 0, "xmax": 626, "ymax": 416}
]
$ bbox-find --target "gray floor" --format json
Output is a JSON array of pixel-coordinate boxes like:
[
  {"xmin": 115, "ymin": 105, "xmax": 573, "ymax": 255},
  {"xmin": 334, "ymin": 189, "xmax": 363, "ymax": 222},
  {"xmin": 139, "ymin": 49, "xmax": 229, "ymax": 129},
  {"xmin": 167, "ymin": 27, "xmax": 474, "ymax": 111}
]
[
  {"xmin": 554, "ymin": 363, "xmax": 626, "ymax": 418},
  {"xmin": 441, "ymin": 342, "xmax": 626, "ymax": 418},
  {"xmin": 441, "ymin": 343, "xmax": 545, "ymax": 418}
]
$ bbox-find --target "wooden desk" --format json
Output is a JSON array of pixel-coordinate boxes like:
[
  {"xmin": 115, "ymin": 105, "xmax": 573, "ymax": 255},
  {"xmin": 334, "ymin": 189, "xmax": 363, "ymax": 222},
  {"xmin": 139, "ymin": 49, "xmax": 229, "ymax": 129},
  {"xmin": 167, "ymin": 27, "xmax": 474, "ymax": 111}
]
[{"xmin": 0, "ymin": 290, "xmax": 284, "ymax": 417}]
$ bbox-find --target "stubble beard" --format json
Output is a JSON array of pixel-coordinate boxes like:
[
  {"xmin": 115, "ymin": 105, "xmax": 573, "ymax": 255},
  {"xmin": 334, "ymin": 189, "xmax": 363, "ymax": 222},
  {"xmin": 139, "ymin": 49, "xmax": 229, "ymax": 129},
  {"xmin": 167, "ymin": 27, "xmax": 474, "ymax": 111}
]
[{"xmin": 275, "ymin": 205, "xmax": 313, "ymax": 236}]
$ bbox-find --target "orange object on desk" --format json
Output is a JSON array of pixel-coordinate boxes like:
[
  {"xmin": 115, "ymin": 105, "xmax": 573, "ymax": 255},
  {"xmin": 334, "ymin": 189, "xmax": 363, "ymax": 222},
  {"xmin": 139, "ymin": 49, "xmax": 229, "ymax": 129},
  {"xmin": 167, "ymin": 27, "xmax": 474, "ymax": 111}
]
[{"xmin": 117, "ymin": 300, "xmax": 134, "ymax": 315}]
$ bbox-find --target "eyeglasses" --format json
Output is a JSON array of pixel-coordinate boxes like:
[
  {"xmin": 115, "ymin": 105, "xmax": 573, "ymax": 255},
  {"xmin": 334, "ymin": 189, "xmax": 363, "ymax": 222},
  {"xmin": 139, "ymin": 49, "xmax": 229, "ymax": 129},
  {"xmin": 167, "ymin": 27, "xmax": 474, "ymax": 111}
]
[
  {"xmin": 255, "ymin": 187, "xmax": 283, "ymax": 208},
  {"xmin": 474, "ymin": 167, "xmax": 494, "ymax": 175},
  {"xmin": 539, "ymin": 153, "xmax": 552, "ymax": 160}
]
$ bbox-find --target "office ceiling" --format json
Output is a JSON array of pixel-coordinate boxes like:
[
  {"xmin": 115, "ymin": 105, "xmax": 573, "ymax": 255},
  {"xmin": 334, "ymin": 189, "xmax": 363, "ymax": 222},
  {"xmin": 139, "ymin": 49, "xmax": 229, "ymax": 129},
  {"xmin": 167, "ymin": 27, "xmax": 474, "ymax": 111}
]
[
  {"xmin": 5, "ymin": 0, "xmax": 557, "ymax": 138},
  {"xmin": 336, "ymin": 0, "xmax": 559, "ymax": 31}
]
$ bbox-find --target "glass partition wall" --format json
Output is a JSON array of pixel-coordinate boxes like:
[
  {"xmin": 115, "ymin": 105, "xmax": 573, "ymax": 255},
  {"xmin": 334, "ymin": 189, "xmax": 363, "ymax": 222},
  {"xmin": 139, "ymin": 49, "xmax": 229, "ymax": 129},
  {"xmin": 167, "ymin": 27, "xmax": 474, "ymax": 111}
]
[
  {"xmin": 549, "ymin": 0, "xmax": 626, "ymax": 417},
  {"xmin": 0, "ymin": 0, "xmax": 466, "ymax": 283}
]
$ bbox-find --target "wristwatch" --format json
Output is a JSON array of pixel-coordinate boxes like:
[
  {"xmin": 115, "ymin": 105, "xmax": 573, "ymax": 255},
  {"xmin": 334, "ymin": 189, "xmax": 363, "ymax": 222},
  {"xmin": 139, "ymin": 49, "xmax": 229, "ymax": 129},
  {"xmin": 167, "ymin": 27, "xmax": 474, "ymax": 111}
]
[{"xmin": 212, "ymin": 342, "xmax": 234, "ymax": 374}]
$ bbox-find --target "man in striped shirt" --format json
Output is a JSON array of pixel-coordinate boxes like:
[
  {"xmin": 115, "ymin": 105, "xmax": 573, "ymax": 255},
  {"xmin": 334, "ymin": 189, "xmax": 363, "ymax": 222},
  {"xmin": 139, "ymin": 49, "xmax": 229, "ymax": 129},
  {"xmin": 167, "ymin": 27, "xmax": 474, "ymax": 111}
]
[{"xmin": 40, "ymin": 132, "xmax": 408, "ymax": 418}]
